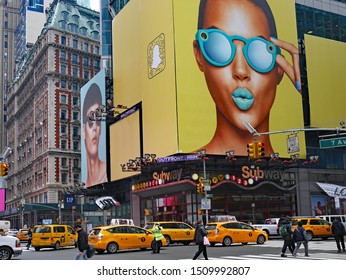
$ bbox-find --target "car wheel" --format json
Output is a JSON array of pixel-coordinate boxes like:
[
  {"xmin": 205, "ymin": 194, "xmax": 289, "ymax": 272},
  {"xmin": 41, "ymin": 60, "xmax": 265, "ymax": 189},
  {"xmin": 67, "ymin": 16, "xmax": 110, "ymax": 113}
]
[
  {"xmin": 306, "ymin": 231, "xmax": 313, "ymax": 241},
  {"xmin": 164, "ymin": 235, "xmax": 171, "ymax": 246},
  {"xmin": 0, "ymin": 247, "xmax": 12, "ymax": 260},
  {"xmin": 256, "ymin": 235, "xmax": 266, "ymax": 244},
  {"xmin": 34, "ymin": 247, "xmax": 40, "ymax": 251},
  {"xmin": 223, "ymin": 236, "xmax": 232, "ymax": 246},
  {"xmin": 54, "ymin": 242, "xmax": 60, "ymax": 250},
  {"xmin": 106, "ymin": 242, "xmax": 118, "ymax": 254}
]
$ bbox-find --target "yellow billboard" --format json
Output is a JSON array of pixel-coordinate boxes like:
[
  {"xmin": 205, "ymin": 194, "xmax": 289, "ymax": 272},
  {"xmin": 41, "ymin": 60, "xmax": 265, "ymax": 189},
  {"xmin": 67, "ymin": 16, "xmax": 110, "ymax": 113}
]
[
  {"xmin": 305, "ymin": 35, "xmax": 346, "ymax": 128},
  {"xmin": 112, "ymin": 0, "xmax": 305, "ymax": 180}
]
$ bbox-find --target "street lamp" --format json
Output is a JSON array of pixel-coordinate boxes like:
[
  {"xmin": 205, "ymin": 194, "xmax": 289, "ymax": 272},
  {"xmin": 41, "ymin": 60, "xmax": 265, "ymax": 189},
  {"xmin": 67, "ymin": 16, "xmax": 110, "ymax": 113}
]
[
  {"xmin": 251, "ymin": 203, "xmax": 256, "ymax": 224},
  {"xmin": 197, "ymin": 149, "xmax": 210, "ymax": 224},
  {"xmin": 58, "ymin": 200, "xmax": 64, "ymax": 224}
]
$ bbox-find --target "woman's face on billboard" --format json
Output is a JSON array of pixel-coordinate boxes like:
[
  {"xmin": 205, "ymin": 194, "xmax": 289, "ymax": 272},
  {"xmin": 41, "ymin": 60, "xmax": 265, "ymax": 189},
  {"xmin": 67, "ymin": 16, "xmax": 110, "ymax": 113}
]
[
  {"xmin": 84, "ymin": 103, "xmax": 101, "ymax": 158},
  {"xmin": 194, "ymin": 0, "xmax": 282, "ymax": 131}
]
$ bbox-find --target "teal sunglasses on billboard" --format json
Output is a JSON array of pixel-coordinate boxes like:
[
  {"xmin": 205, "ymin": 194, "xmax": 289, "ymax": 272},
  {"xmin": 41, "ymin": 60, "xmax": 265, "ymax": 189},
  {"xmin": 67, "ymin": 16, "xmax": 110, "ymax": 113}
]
[{"xmin": 195, "ymin": 29, "xmax": 281, "ymax": 73}]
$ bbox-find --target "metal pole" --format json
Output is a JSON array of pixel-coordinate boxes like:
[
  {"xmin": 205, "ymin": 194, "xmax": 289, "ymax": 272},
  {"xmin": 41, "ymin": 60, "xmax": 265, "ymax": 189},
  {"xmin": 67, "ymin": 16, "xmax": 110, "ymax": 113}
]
[
  {"xmin": 203, "ymin": 158, "xmax": 209, "ymax": 224},
  {"xmin": 58, "ymin": 202, "xmax": 61, "ymax": 224}
]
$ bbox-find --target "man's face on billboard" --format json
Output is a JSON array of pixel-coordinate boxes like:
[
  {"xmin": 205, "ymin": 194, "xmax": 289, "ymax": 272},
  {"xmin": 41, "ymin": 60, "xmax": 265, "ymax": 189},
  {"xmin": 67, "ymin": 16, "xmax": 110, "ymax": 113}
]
[
  {"xmin": 194, "ymin": 0, "xmax": 281, "ymax": 131},
  {"xmin": 83, "ymin": 103, "xmax": 101, "ymax": 158}
]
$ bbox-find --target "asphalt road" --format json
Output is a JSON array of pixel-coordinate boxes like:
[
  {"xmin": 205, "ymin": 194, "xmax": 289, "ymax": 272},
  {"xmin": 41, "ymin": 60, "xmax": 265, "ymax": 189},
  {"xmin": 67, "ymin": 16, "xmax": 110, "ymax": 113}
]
[{"xmin": 14, "ymin": 238, "xmax": 346, "ymax": 261}]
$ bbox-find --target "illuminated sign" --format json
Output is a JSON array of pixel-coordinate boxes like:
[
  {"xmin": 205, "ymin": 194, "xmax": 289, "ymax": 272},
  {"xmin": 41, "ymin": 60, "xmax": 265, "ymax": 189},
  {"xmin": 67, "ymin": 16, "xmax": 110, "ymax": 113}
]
[
  {"xmin": 95, "ymin": 196, "xmax": 120, "ymax": 210},
  {"xmin": 242, "ymin": 166, "xmax": 284, "ymax": 181}
]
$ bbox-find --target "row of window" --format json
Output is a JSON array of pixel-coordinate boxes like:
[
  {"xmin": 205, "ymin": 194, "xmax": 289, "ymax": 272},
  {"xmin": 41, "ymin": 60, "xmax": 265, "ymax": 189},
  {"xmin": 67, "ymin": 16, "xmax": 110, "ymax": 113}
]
[
  {"xmin": 60, "ymin": 36, "xmax": 99, "ymax": 54},
  {"xmin": 60, "ymin": 51, "xmax": 100, "ymax": 68}
]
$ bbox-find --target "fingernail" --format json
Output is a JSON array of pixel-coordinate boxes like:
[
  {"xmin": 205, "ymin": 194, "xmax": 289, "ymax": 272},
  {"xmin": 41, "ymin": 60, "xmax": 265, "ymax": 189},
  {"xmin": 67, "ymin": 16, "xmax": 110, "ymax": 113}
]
[{"xmin": 295, "ymin": 80, "xmax": 301, "ymax": 91}]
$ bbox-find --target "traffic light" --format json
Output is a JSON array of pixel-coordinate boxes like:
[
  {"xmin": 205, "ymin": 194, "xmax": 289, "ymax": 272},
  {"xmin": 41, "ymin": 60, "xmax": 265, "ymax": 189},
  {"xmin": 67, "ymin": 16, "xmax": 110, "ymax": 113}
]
[
  {"xmin": 256, "ymin": 142, "xmax": 265, "ymax": 158},
  {"xmin": 196, "ymin": 183, "xmax": 204, "ymax": 193},
  {"xmin": 0, "ymin": 162, "xmax": 8, "ymax": 176},
  {"xmin": 247, "ymin": 142, "xmax": 256, "ymax": 159}
]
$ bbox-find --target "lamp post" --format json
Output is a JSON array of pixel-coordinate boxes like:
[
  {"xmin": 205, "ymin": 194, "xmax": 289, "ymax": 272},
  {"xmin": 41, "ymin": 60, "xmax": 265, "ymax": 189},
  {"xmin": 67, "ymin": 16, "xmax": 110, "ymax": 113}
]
[
  {"xmin": 58, "ymin": 200, "xmax": 64, "ymax": 224},
  {"xmin": 197, "ymin": 149, "xmax": 209, "ymax": 224},
  {"xmin": 251, "ymin": 203, "xmax": 256, "ymax": 224}
]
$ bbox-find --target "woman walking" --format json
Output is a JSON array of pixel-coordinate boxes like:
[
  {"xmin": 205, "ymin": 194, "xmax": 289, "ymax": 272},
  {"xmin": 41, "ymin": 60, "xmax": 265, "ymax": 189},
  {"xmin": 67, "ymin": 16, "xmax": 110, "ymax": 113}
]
[{"xmin": 192, "ymin": 220, "xmax": 208, "ymax": 260}]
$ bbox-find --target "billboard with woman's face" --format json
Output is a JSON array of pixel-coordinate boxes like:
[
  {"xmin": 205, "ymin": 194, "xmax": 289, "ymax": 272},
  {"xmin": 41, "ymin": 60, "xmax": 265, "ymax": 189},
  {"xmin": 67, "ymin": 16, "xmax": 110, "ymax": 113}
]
[
  {"xmin": 112, "ymin": 0, "xmax": 306, "ymax": 179},
  {"xmin": 80, "ymin": 70, "xmax": 108, "ymax": 188}
]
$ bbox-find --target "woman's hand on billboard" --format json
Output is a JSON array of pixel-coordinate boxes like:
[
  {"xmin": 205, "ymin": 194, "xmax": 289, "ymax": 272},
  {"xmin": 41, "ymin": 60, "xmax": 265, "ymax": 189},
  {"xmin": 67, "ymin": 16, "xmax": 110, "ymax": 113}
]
[{"xmin": 270, "ymin": 37, "xmax": 301, "ymax": 94}]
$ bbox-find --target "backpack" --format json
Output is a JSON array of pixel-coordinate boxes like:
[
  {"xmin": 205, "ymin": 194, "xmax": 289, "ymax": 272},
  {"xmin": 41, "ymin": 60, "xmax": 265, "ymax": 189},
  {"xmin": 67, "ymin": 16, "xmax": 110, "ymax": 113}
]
[
  {"xmin": 86, "ymin": 245, "xmax": 95, "ymax": 258},
  {"xmin": 279, "ymin": 224, "xmax": 288, "ymax": 237}
]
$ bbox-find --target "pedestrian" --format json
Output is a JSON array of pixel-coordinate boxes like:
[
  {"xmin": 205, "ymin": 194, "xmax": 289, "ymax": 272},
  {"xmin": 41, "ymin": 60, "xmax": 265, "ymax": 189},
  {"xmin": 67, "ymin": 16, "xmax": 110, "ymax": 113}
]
[
  {"xmin": 26, "ymin": 227, "xmax": 32, "ymax": 250},
  {"xmin": 151, "ymin": 223, "xmax": 164, "ymax": 254},
  {"xmin": 192, "ymin": 220, "xmax": 208, "ymax": 260},
  {"xmin": 331, "ymin": 217, "xmax": 346, "ymax": 253},
  {"xmin": 292, "ymin": 221, "xmax": 309, "ymax": 257},
  {"xmin": 279, "ymin": 218, "xmax": 295, "ymax": 257},
  {"xmin": 74, "ymin": 223, "xmax": 89, "ymax": 260}
]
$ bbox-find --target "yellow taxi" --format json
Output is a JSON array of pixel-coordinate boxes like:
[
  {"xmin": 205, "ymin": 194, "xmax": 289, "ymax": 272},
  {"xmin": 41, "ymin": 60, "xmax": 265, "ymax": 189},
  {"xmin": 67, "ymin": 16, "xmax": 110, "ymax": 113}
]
[
  {"xmin": 32, "ymin": 224, "xmax": 77, "ymax": 251},
  {"xmin": 16, "ymin": 228, "xmax": 30, "ymax": 241},
  {"xmin": 88, "ymin": 225, "xmax": 166, "ymax": 254},
  {"xmin": 291, "ymin": 217, "xmax": 332, "ymax": 241},
  {"xmin": 205, "ymin": 221, "xmax": 268, "ymax": 246},
  {"xmin": 144, "ymin": 221, "xmax": 195, "ymax": 246}
]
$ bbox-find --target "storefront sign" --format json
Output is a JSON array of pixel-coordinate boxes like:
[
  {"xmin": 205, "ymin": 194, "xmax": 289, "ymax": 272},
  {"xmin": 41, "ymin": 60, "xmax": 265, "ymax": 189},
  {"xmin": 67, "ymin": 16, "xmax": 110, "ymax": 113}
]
[
  {"xmin": 132, "ymin": 168, "xmax": 183, "ymax": 191},
  {"xmin": 242, "ymin": 166, "xmax": 284, "ymax": 180}
]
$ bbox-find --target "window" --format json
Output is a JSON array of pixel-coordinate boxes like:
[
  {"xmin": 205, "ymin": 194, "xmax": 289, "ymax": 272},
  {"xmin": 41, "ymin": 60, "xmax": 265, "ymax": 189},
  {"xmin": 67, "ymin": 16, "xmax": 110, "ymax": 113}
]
[
  {"xmin": 62, "ymin": 11, "xmax": 69, "ymax": 21},
  {"xmin": 83, "ymin": 57, "xmax": 89, "ymax": 67},
  {"xmin": 61, "ymin": 36, "xmax": 66, "ymax": 45},
  {"xmin": 72, "ymin": 14, "xmax": 79, "ymax": 24},
  {"xmin": 80, "ymin": 27, "xmax": 87, "ymax": 36},
  {"xmin": 73, "ymin": 111, "xmax": 78, "ymax": 120},
  {"xmin": 72, "ymin": 53, "xmax": 78, "ymax": 64},
  {"xmin": 60, "ymin": 51, "xmax": 66, "ymax": 61},
  {"xmin": 72, "ymin": 83, "xmax": 78, "ymax": 92},
  {"xmin": 73, "ymin": 158, "xmax": 79, "ymax": 168},
  {"xmin": 61, "ymin": 124, "xmax": 67, "ymax": 134},
  {"xmin": 83, "ymin": 71, "xmax": 89, "ymax": 79},
  {"xmin": 73, "ymin": 141, "xmax": 79, "ymax": 151},
  {"xmin": 73, "ymin": 39, "xmax": 78, "ymax": 49},
  {"xmin": 95, "ymin": 46, "xmax": 99, "ymax": 55},
  {"xmin": 61, "ymin": 65, "xmax": 66, "ymax": 74},
  {"xmin": 72, "ymin": 96, "xmax": 78, "ymax": 106},
  {"xmin": 61, "ymin": 80, "xmax": 66, "ymax": 89},
  {"xmin": 72, "ymin": 67, "xmax": 78, "ymax": 77},
  {"xmin": 61, "ymin": 140, "xmax": 67, "ymax": 149},
  {"xmin": 94, "ymin": 60, "xmax": 100, "ymax": 69},
  {"xmin": 61, "ymin": 158, "xmax": 67, "ymax": 167},
  {"xmin": 83, "ymin": 42, "xmax": 89, "ymax": 52},
  {"xmin": 62, "ymin": 173, "xmax": 67, "ymax": 184},
  {"xmin": 61, "ymin": 110, "xmax": 67, "ymax": 120},
  {"xmin": 60, "ymin": 94, "xmax": 67, "ymax": 104},
  {"xmin": 73, "ymin": 126, "xmax": 79, "ymax": 136}
]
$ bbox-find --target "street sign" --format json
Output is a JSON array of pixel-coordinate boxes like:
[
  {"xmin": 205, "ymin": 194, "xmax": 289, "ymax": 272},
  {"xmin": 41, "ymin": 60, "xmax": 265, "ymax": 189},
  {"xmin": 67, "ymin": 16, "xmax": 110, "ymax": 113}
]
[
  {"xmin": 201, "ymin": 198, "xmax": 211, "ymax": 210},
  {"xmin": 287, "ymin": 134, "xmax": 299, "ymax": 153},
  {"xmin": 204, "ymin": 184, "xmax": 211, "ymax": 191},
  {"xmin": 319, "ymin": 137, "xmax": 346, "ymax": 149},
  {"xmin": 206, "ymin": 194, "xmax": 214, "ymax": 198}
]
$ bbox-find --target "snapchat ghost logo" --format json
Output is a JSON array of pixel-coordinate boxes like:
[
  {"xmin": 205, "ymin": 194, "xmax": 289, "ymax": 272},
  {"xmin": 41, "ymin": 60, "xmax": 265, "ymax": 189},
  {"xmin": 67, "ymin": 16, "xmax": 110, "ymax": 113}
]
[{"xmin": 148, "ymin": 33, "xmax": 165, "ymax": 79}]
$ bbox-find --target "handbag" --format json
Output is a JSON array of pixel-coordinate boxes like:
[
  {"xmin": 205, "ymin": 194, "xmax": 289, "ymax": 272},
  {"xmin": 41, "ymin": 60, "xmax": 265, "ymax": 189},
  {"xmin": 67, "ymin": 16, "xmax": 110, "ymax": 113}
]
[
  {"xmin": 203, "ymin": 236, "xmax": 210, "ymax": 246},
  {"xmin": 86, "ymin": 245, "xmax": 95, "ymax": 258}
]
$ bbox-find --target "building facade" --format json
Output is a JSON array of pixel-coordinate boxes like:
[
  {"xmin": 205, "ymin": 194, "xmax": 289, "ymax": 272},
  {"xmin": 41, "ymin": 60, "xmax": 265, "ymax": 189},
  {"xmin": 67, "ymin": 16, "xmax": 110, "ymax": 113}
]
[{"xmin": 2, "ymin": 0, "xmax": 101, "ymax": 228}]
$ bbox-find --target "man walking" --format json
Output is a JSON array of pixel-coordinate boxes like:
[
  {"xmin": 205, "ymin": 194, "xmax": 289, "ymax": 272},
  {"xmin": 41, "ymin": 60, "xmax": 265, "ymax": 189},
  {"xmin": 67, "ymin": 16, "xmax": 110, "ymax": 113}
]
[
  {"xmin": 332, "ymin": 217, "xmax": 346, "ymax": 253},
  {"xmin": 292, "ymin": 221, "xmax": 309, "ymax": 257},
  {"xmin": 280, "ymin": 218, "xmax": 295, "ymax": 257},
  {"xmin": 74, "ymin": 223, "xmax": 89, "ymax": 260}
]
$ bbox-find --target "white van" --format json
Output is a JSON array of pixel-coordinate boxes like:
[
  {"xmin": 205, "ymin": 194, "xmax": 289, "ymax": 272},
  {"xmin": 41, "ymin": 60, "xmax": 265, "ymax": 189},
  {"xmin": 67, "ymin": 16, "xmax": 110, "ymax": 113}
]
[{"xmin": 317, "ymin": 215, "xmax": 346, "ymax": 232}]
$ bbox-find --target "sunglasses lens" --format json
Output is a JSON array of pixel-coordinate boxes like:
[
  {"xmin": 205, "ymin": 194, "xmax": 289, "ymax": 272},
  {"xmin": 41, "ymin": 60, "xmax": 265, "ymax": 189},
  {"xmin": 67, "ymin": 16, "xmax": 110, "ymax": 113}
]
[
  {"xmin": 247, "ymin": 40, "xmax": 275, "ymax": 72},
  {"xmin": 201, "ymin": 31, "xmax": 233, "ymax": 66}
]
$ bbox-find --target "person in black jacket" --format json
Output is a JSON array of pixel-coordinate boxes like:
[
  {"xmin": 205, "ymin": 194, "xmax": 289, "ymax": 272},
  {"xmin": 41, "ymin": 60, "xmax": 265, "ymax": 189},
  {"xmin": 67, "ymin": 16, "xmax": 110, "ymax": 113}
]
[
  {"xmin": 26, "ymin": 227, "xmax": 32, "ymax": 250},
  {"xmin": 192, "ymin": 220, "xmax": 208, "ymax": 260},
  {"xmin": 280, "ymin": 219, "xmax": 295, "ymax": 257},
  {"xmin": 74, "ymin": 223, "xmax": 89, "ymax": 260},
  {"xmin": 332, "ymin": 217, "xmax": 346, "ymax": 253}
]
